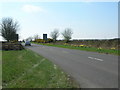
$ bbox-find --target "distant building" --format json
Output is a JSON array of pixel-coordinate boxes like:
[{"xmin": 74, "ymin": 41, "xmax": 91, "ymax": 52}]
[{"xmin": 43, "ymin": 34, "xmax": 47, "ymax": 41}]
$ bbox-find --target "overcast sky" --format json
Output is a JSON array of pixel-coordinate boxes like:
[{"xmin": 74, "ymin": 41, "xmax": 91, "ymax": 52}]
[{"xmin": 0, "ymin": 1, "xmax": 118, "ymax": 41}]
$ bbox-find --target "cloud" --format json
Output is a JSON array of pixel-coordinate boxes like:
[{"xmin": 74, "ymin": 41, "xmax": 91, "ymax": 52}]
[{"xmin": 22, "ymin": 5, "xmax": 44, "ymax": 13}]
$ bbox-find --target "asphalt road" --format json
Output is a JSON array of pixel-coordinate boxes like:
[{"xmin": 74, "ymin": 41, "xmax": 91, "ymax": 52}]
[{"xmin": 24, "ymin": 43, "xmax": 118, "ymax": 88}]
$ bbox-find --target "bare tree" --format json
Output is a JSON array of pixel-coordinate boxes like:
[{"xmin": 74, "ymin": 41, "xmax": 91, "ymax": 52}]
[
  {"xmin": 0, "ymin": 17, "xmax": 19, "ymax": 42},
  {"xmin": 50, "ymin": 29, "xmax": 59, "ymax": 42},
  {"xmin": 34, "ymin": 34, "xmax": 40, "ymax": 40},
  {"xmin": 26, "ymin": 36, "xmax": 33, "ymax": 41},
  {"xmin": 62, "ymin": 28, "xmax": 73, "ymax": 43}
]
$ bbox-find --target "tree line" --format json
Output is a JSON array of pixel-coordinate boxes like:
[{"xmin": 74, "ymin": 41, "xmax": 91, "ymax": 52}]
[
  {"xmin": 26, "ymin": 28, "xmax": 73, "ymax": 43},
  {"xmin": 1, "ymin": 17, "xmax": 118, "ymax": 49},
  {"xmin": 50, "ymin": 28, "xmax": 73, "ymax": 43},
  {"xmin": 0, "ymin": 17, "xmax": 73, "ymax": 43}
]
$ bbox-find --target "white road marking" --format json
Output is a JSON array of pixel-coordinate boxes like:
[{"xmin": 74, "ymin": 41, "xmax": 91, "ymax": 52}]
[{"xmin": 88, "ymin": 57, "xmax": 103, "ymax": 61}]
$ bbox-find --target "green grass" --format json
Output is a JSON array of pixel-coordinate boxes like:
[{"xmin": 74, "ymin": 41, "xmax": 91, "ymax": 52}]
[
  {"xmin": 32, "ymin": 42, "xmax": 120, "ymax": 56},
  {"xmin": 0, "ymin": 51, "xmax": 2, "ymax": 89},
  {"xmin": 2, "ymin": 49, "xmax": 79, "ymax": 88}
]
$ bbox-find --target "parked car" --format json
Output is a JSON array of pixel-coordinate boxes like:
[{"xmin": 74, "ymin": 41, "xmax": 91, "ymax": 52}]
[{"xmin": 25, "ymin": 41, "xmax": 31, "ymax": 46}]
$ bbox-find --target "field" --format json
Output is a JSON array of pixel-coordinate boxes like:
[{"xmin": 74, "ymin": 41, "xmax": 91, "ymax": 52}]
[
  {"xmin": 32, "ymin": 42, "xmax": 119, "ymax": 56},
  {"xmin": 32, "ymin": 38, "xmax": 119, "ymax": 55},
  {"xmin": 2, "ymin": 49, "xmax": 79, "ymax": 88}
]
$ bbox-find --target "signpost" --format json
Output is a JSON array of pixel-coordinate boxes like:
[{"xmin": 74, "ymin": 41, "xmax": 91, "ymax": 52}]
[
  {"xmin": 15, "ymin": 34, "xmax": 19, "ymax": 41},
  {"xmin": 43, "ymin": 34, "xmax": 47, "ymax": 41}
]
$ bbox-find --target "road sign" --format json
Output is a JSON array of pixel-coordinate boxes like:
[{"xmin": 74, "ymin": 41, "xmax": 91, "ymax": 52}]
[{"xmin": 43, "ymin": 34, "xmax": 47, "ymax": 41}]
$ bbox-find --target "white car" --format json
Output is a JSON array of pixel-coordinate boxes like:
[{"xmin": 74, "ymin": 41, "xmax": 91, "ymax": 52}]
[{"xmin": 25, "ymin": 41, "xmax": 31, "ymax": 46}]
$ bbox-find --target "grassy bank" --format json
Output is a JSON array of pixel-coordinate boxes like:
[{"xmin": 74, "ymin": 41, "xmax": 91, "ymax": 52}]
[
  {"xmin": 0, "ymin": 51, "xmax": 2, "ymax": 89},
  {"xmin": 2, "ymin": 49, "xmax": 79, "ymax": 88},
  {"xmin": 32, "ymin": 42, "xmax": 119, "ymax": 56}
]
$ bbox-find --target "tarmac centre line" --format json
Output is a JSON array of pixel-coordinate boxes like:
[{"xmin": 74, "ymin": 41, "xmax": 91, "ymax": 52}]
[{"xmin": 88, "ymin": 57, "xmax": 103, "ymax": 62}]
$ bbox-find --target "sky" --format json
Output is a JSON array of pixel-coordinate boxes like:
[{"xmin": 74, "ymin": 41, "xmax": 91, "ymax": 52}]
[{"xmin": 0, "ymin": 1, "xmax": 118, "ymax": 41}]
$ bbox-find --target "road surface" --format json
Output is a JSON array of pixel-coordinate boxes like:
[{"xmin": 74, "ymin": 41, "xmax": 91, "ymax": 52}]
[{"xmin": 24, "ymin": 43, "xmax": 118, "ymax": 88}]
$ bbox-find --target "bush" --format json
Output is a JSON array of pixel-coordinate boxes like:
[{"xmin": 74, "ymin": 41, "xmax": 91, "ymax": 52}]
[
  {"xmin": 2, "ymin": 42, "xmax": 24, "ymax": 50},
  {"xmin": 34, "ymin": 38, "xmax": 53, "ymax": 43}
]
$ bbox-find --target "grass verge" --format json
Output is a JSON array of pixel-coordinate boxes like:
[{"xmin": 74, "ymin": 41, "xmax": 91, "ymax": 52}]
[
  {"xmin": 2, "ymin": 49, "xmax": 79, "ymax": 88},
  {"xmin": 0, "ymin": 51, "xmax": 2, "ymax": 89},
  {"xmin": 32, "ymin": 42, "xmax": 120, "ymax": 56}
]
